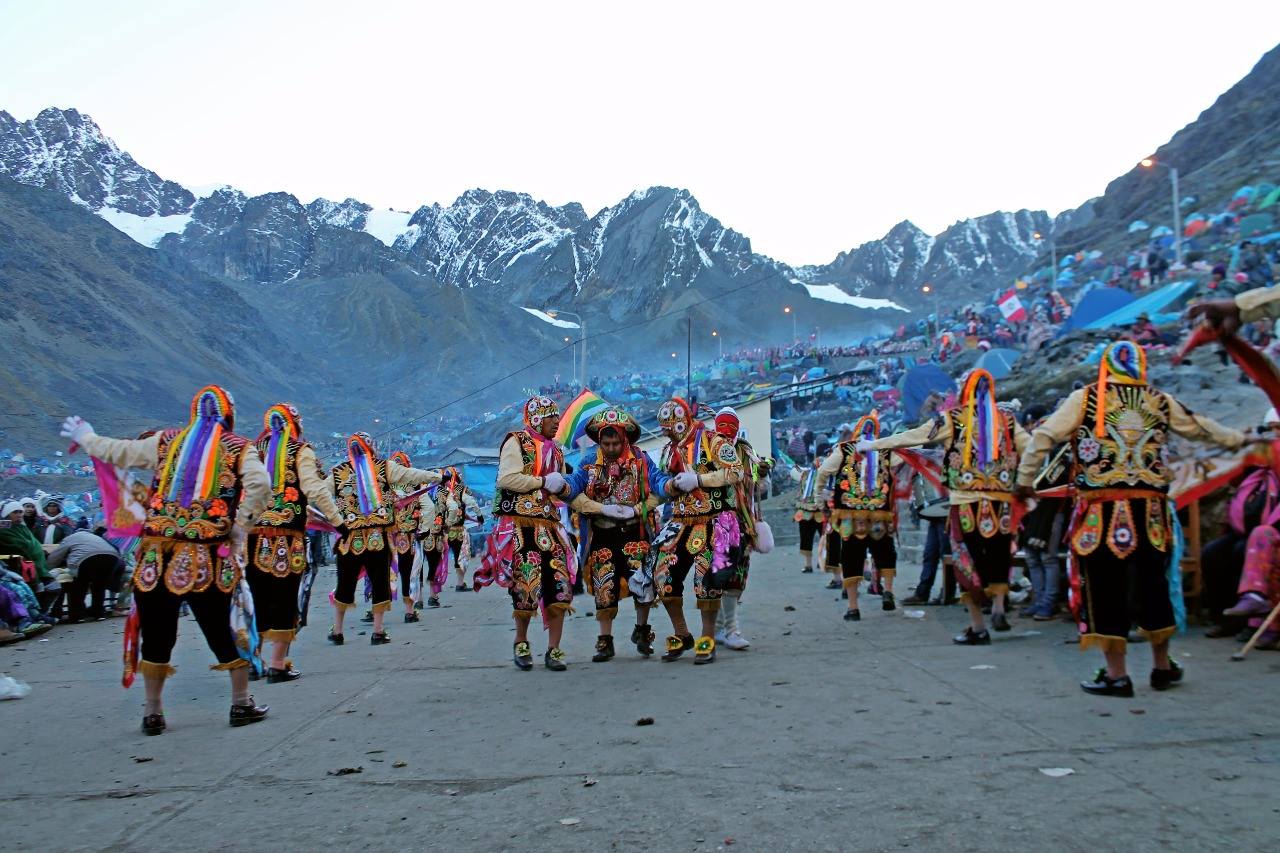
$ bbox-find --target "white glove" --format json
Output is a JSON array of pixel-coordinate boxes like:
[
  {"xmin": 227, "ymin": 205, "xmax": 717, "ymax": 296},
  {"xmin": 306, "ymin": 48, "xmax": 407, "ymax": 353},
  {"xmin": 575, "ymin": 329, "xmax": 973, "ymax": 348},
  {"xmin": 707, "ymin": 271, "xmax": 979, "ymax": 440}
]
[
  {"xmin": 854, "ymin": 439, "xmax": 875, "ymax": 453},
  {"xmin": 542, "ymin": 472, "xmax": 567, "ymax": 494},
  {"xmin": 601, "ymin": 504, "xmax": 635, "ymax": 520},
  {"xmin": 673, "ymin": 471, "xmax": 700, "ymax": 492},
  {"xmin": 60, "ymin": 416, "xmax": 95, "ymax": 446},
  {"xmin": 229, "ymin": 525, "xmax": 248, "ymax": 565}
]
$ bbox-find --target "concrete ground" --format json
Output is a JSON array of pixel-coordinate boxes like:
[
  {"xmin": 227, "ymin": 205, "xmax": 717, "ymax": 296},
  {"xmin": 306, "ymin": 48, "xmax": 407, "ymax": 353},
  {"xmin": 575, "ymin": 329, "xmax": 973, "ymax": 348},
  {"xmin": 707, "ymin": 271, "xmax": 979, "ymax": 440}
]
[{"xmin": 2, "ymin": 544, "xmax": 1278, "ymax": 853}]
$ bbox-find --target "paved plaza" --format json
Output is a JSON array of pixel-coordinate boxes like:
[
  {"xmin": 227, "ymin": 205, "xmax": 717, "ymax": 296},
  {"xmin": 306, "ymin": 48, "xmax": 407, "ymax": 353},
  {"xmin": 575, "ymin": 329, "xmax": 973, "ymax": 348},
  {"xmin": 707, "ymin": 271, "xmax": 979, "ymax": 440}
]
[{"xmin": 3, "ymin": 549, "xmax": 1278, "ymax": 852}]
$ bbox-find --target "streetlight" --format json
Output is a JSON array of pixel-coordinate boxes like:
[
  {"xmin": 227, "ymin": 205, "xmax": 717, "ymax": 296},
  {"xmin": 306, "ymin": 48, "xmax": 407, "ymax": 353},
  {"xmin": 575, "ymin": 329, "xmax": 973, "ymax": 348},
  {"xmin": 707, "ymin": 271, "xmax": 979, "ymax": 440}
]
[
  {"xmin": 784, "ymin": 305, "xmax": 796, "ymax": 342},
  {"xmin": 546, "ymin": 308, "xmax": 587, "ymax": 390},
  {"xmin": 1139, "ymin": 156, "xmax": 1184, "ymax": 266},
  {"xmin": 711, "ymin": 329, "xmax": 722, "ymax": 359},
  {"xmin": 921, "ymin": 283, "xmax": 938, "ymax": 344},
  {"xmin": 1032, "ymin": 230, "xmax": 1058, "ymax": 289}
]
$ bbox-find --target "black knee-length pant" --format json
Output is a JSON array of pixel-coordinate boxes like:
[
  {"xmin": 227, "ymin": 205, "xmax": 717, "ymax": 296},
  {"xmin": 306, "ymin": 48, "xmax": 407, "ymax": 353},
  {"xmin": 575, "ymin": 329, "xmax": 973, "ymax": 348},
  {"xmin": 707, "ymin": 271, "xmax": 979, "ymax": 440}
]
[
  {"xmin": 135, "ymin": 583, "xmax": 239, "ymax": 665},
  {"xmin": 334, "ymin": 548, "xmax": 393, "ymax": 609}
]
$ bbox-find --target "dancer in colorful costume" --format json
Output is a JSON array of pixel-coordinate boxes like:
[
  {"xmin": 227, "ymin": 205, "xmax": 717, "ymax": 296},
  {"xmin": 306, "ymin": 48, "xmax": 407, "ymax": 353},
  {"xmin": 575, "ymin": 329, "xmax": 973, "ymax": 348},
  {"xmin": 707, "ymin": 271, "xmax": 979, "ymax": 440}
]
[
  {"xmin": 328, "ymin": 433, "xmax": 441, "ymax": 646},
  {"xmin": 565, "ymin": 407, "xmax": 673, "ymax": 661},
  {"xmin": 436, "ymin": 468, "xmax": 482, "ymax": 592},
  {"xmin": 822, "ymin": 412, "xmax": 899, "ymax": 620},
  {"xmin": 649, "ymin": 397, "xmax": 743, "ymax": 665},
  {"xmin": 59, "ymin": 386, "xmax": 272, "ymax": 734},
  {"xmin": 386, "ymin": 451, "xmax": 426, "ymax": 622},
  {"xmin": 865, "ymin": 370, "xmax": 1030, "ymax": 644},
  {"xmin": 476, "ymin": 396, "xmax": 576, "ymax": 671},
  {"xmin": 712, "ymin": 407, "xmax": 767, "ymax": 650},
  {"xmin": 823, "ymin": 425, "xmax": 854, "ymax": 590},
  {"xmin": 416, "ymin": 487, "xmax": 447, "ymax": 608},
  {"xmin": 1016, "ymin": 341, "xmax": 1246, "ymax": 695},
  {"xmin": 249, "ymin": 404, "xmax": 344, "ymax": 681},
  {"xmin": 792, "ymin": 443, "xmax": 830, "ymax": 574}
]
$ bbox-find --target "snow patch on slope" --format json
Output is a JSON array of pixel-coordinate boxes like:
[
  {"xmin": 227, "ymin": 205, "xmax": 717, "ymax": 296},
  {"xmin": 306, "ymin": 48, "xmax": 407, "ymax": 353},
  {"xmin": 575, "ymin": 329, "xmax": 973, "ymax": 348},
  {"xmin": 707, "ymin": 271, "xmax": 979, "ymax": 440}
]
[
  {"xmin": 521, "ymin": 307, "xmax": 580, "ymax": 328},
  {"xmin": 364, "ymin": 208, "xmax": 414, "ymax": 246},
  {"xmin": 97, "ymin": 207, "xmax": 192, "ymax": 247},
  {"xmin": 798, "ymin": 282, "xmax": 907, "ymax": 312}
]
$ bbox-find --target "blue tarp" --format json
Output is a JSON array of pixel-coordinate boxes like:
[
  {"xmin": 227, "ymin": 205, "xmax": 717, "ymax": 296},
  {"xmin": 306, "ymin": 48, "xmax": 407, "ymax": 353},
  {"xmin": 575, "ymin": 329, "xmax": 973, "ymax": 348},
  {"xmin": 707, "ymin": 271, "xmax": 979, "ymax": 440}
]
[
  {"xmin": 1061, "ymin": 287, "xmax": 1136, "ymax": 333},
  {"xmin": 899, "ymin": 365, "xmax": 955, "ymax": 423},
  {"xmin": 974, "ymin": 347, "xmax": 1021, "ymax": 379},
  {"xmin": 1080, "ymin": 280, "xmax": 1199, "ymax": 330}
]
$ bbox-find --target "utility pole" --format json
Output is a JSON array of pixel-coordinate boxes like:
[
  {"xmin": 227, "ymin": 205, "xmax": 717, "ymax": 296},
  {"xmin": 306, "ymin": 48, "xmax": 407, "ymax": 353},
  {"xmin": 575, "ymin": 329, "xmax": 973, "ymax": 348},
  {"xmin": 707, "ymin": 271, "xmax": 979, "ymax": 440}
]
[{"xmin": 686, "ymin": 314, "xmax": 692, "ymax": 402}]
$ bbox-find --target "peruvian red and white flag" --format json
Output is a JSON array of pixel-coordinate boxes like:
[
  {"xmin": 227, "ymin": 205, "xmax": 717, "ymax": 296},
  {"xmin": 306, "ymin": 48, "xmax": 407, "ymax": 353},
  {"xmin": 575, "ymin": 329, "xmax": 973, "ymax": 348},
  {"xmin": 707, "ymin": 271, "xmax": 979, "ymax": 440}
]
[{"xmin": 997, "ymin": 289, "xmax": 1027, "ymax": 322}]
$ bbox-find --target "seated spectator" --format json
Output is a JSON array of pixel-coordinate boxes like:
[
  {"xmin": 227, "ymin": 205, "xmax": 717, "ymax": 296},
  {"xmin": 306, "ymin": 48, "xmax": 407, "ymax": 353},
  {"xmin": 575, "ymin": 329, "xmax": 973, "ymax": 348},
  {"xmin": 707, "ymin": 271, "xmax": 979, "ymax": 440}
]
[
  {"xmin": 1224, "ymin": 526, "xmax": 1280, "ymax": 649},
  {"xmin": 39, "ymin": 496, "xmax": 76, "ymax": 545},
  {"xmin": 19, "ymin": 498, "xmax": 44, "ymax": 540},
  {"xmin": 46, "ymin": 528, "xmax": 121, "ymax": 622},
  {"xmin": 1130, "ymin": 313, "xmax": 1159, "ymax": 344},
  {"xmin": 0, "ymin": 501, "xmax": 53, "ymax": 591}
]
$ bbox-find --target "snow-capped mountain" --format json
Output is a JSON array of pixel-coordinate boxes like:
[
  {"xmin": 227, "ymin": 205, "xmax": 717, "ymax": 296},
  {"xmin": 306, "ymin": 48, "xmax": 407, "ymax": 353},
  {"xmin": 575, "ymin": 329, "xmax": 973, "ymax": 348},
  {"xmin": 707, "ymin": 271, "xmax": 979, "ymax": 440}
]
[
  {"xmin": 799, "ymin": 209, "xmax": 1052, "ymax": 306},
  {"xmin": 0, "ymin": 106, "xmax": 1052, "ymax": 319}
]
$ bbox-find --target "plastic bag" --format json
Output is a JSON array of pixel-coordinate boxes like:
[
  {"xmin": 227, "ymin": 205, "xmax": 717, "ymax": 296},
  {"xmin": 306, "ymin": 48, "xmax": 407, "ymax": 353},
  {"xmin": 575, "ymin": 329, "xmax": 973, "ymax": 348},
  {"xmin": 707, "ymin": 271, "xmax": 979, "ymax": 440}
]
[{"xmin": 0, "ymin": 675, "xmax": 32, "ymax": 700}]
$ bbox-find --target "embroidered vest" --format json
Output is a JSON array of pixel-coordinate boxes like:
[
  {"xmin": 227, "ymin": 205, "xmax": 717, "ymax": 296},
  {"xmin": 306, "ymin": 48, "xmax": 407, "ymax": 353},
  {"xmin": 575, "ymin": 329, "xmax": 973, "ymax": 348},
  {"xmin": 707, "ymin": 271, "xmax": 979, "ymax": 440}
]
[
  {"xmin": 834, "ymin": 443, "xmax": 893, "ymax": 512},
  {"xmin": 1073, "ymin": 383, "xmax": 1172, "ymax": 494},
  {"xmin": 583, "ymin": 458, "xmax": 644, "ymax": 508},
  {"xmin": 495, "ymin": 432, "xmax": 559, "ymax": 521},
  {"xmin": 662, "ymin": 433, "xmax": 738, "ymax": 518},
  {"xmin": 145, "ymin": 429, "xmax": 246, "ymax": 544},
  {"xmin": 332, "ymin": 458, "xmax": 395, "ymax": 529},
  {"xmin": 794, "ymin": 467, "xmax": 824, "ymax": 512},
  {"xmin": 253, "ymin": 436, "xmax": 308, "ymax": 532},
  {"xmin": 942, "ymin": 410, "xmax": 1018, "ymax": 495}
]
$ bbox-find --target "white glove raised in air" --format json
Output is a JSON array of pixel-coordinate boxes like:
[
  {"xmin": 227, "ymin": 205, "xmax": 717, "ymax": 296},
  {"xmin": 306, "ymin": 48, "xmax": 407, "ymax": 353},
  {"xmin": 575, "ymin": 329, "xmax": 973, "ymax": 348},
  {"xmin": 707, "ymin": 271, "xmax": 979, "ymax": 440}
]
[
  {"xmin": 854, "ymin": 439, "xmax": 875, "ymax": 453},
  {"xmin": 601, "ymin": 504, "xmax": 635, "ymax": 520},
  {"xmin": 673, "ymin": 471, "xmax": 700, "ymax": 492},
  {"xmin": 542, "ymin": 472, "xmax": 567, "ymax": 494},
  {"xmin": 59, "ymin": 416, "xmax": 95, "ymax": 447}
]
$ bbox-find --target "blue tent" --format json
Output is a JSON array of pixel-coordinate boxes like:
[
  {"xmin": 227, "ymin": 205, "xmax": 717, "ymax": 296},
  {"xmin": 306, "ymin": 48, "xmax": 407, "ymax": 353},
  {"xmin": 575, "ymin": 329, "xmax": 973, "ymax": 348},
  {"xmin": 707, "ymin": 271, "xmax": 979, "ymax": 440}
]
[
  {"xmin": 1060, "ymin": 287, "xmax": 1136, "ymax": 333},
  {"xmin": 899, "ymin": 364, "xmax": 955, "ymax": 423},
  {"xmin": 974, "ymin": 347, "xmax": 1021, "ymax": 379},
  {"xmin": 1080, "ymin": 280, "xmax": 1198, "ymax": 330}
]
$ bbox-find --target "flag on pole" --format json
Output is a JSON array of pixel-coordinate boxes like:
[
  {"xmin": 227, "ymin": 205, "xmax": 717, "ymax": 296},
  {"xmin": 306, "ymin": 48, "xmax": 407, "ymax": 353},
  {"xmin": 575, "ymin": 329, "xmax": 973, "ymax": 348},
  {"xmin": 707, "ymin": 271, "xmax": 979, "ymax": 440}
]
[
  {"xmin": 554, "ymin": 389, "xmax": 609, "ymax": 448},
  {"xmin": 996, "ymin": 289, "xmax": 1027, "ymax": 322}
]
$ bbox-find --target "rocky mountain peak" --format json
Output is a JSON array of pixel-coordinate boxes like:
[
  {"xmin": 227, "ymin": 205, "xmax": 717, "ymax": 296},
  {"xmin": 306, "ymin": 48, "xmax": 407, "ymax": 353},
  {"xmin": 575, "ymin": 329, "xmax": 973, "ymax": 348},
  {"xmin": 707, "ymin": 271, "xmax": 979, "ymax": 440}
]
[{"xmin": 0, "ymin": 106, "xmax": 193, "ymax": 217}]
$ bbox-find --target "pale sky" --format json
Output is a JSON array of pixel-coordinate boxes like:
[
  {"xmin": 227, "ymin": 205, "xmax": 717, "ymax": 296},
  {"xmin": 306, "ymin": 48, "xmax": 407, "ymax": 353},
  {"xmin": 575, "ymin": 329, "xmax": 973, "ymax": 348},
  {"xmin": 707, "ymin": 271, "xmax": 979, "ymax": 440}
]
[{"xmin": 2, "ymin": 1, "xmax": 1277, "ymax": 264}]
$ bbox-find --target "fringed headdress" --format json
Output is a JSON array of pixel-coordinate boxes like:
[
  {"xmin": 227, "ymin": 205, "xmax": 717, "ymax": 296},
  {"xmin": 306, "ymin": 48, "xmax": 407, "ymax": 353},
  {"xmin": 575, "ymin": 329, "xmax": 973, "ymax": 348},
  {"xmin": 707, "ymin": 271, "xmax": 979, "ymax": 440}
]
[
  {"xmin": 958, "ymin": 369, "xmax": 1002, "ymax": 469},
  {"xmin": 852, "ymin": 411, "xmax": 881, "ymax": 496},
  {"xmin": 522, "ymin": 396, "xmax": 563, "ymax": 476},
  {"xmin": 1095, "ymin": 340, "xmax": 1148, "ymax": 437},
  {"xmin": 157, "ymin": 385, "xmax": 235, "ymax": 507},
  {"xmin": 261, "ymin": 403, "xmax": 302, "ymax": 495},
  {"xmin": 347, "ymin": 432, "xmax": 383, "ymax": 514}
]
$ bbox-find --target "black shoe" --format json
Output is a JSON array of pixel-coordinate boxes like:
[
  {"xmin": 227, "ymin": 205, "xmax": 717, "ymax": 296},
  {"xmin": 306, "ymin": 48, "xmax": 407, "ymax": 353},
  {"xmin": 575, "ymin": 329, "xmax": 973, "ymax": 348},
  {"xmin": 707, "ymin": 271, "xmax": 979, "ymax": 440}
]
[
  {"xmin": 327, "ymin": 631, "xmax": 344, "ymax": 645},
  {"xmin": 229, "ymin": 697, "xmax": 269, "ymax": 726},
  {"xmin": 360, "ymin": 611, "xmax": 374, "ymax": 623},
  {"xmin": 693, "ymin": 636, "xmax": 716, "ymax": 665},
  {"xmin": 1080, "ymin": 668, "xmax": 1134, "ymax": 697},
  {"xmin": 404, "ymin": 611, "xmax": 420, "ymax": 623},
  {"xmin": 631, "ymin": 623, "xmax": 655, "ymax": 656},
  {"xmin": 826, "ymin": 578, "xmax": 841, "ymax": 590},
  {"xmin": 882, "ymin": 591, "xmax": 896, "ymax": 612},
  {"xmin": 266, "ymin": 666, "xmax": 301, "ymax": 683},
  {"xmin": 247, "ymin": 667, "xmax": 261, "ymax": 681},
  {"xmin": 513, "ymin": 641, "xmax": 534, "ymax": 670},
  {"xmin": 901, "ymin": 594, "xmax": 928, "ymax": 606},
  {"xmin": 661, "ymin": 634, "xmax": 695, "ymax": 662},
  {"xmin": 953, "ymin": 627, "xmax": 991, "ymax": 645},
  {"xmin": 427, "ymin": 596, "xmax": 440, "ymax": 608},
  {"xmin": 801, "ymin": 566, "xmax": 814, "ymax": 573},
  {"xmin": 370, "ymin": 631, "xmax": 391, "ymax": 645},
  {"xmin": 141, "ymin": 713, "xmax": 166, "ymax": 736},
  {"xmin": 991, "ymin": 611, "xmax": 1011, "ymax": 632},
  {"xmin": 544, "ymin": 647, "xmax": 568, "ymax": 671},
  {"xmin": 454, "ymin": 583, "xmax": 468, "ymax": 593},
  {"xmin": 592, "ymin": 635, "xmax": 615, "ymax": 663},
  {"xmin": 843, "ymin": 609, "xmax": 861, "ymax": 622},
  {"xmin": 1150, "ymin": 659, "xmax": 1183, "ymax": 691},
  {"xmin": 413, "ymin": 599, "xmax": 425, "ymax": 611}
]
